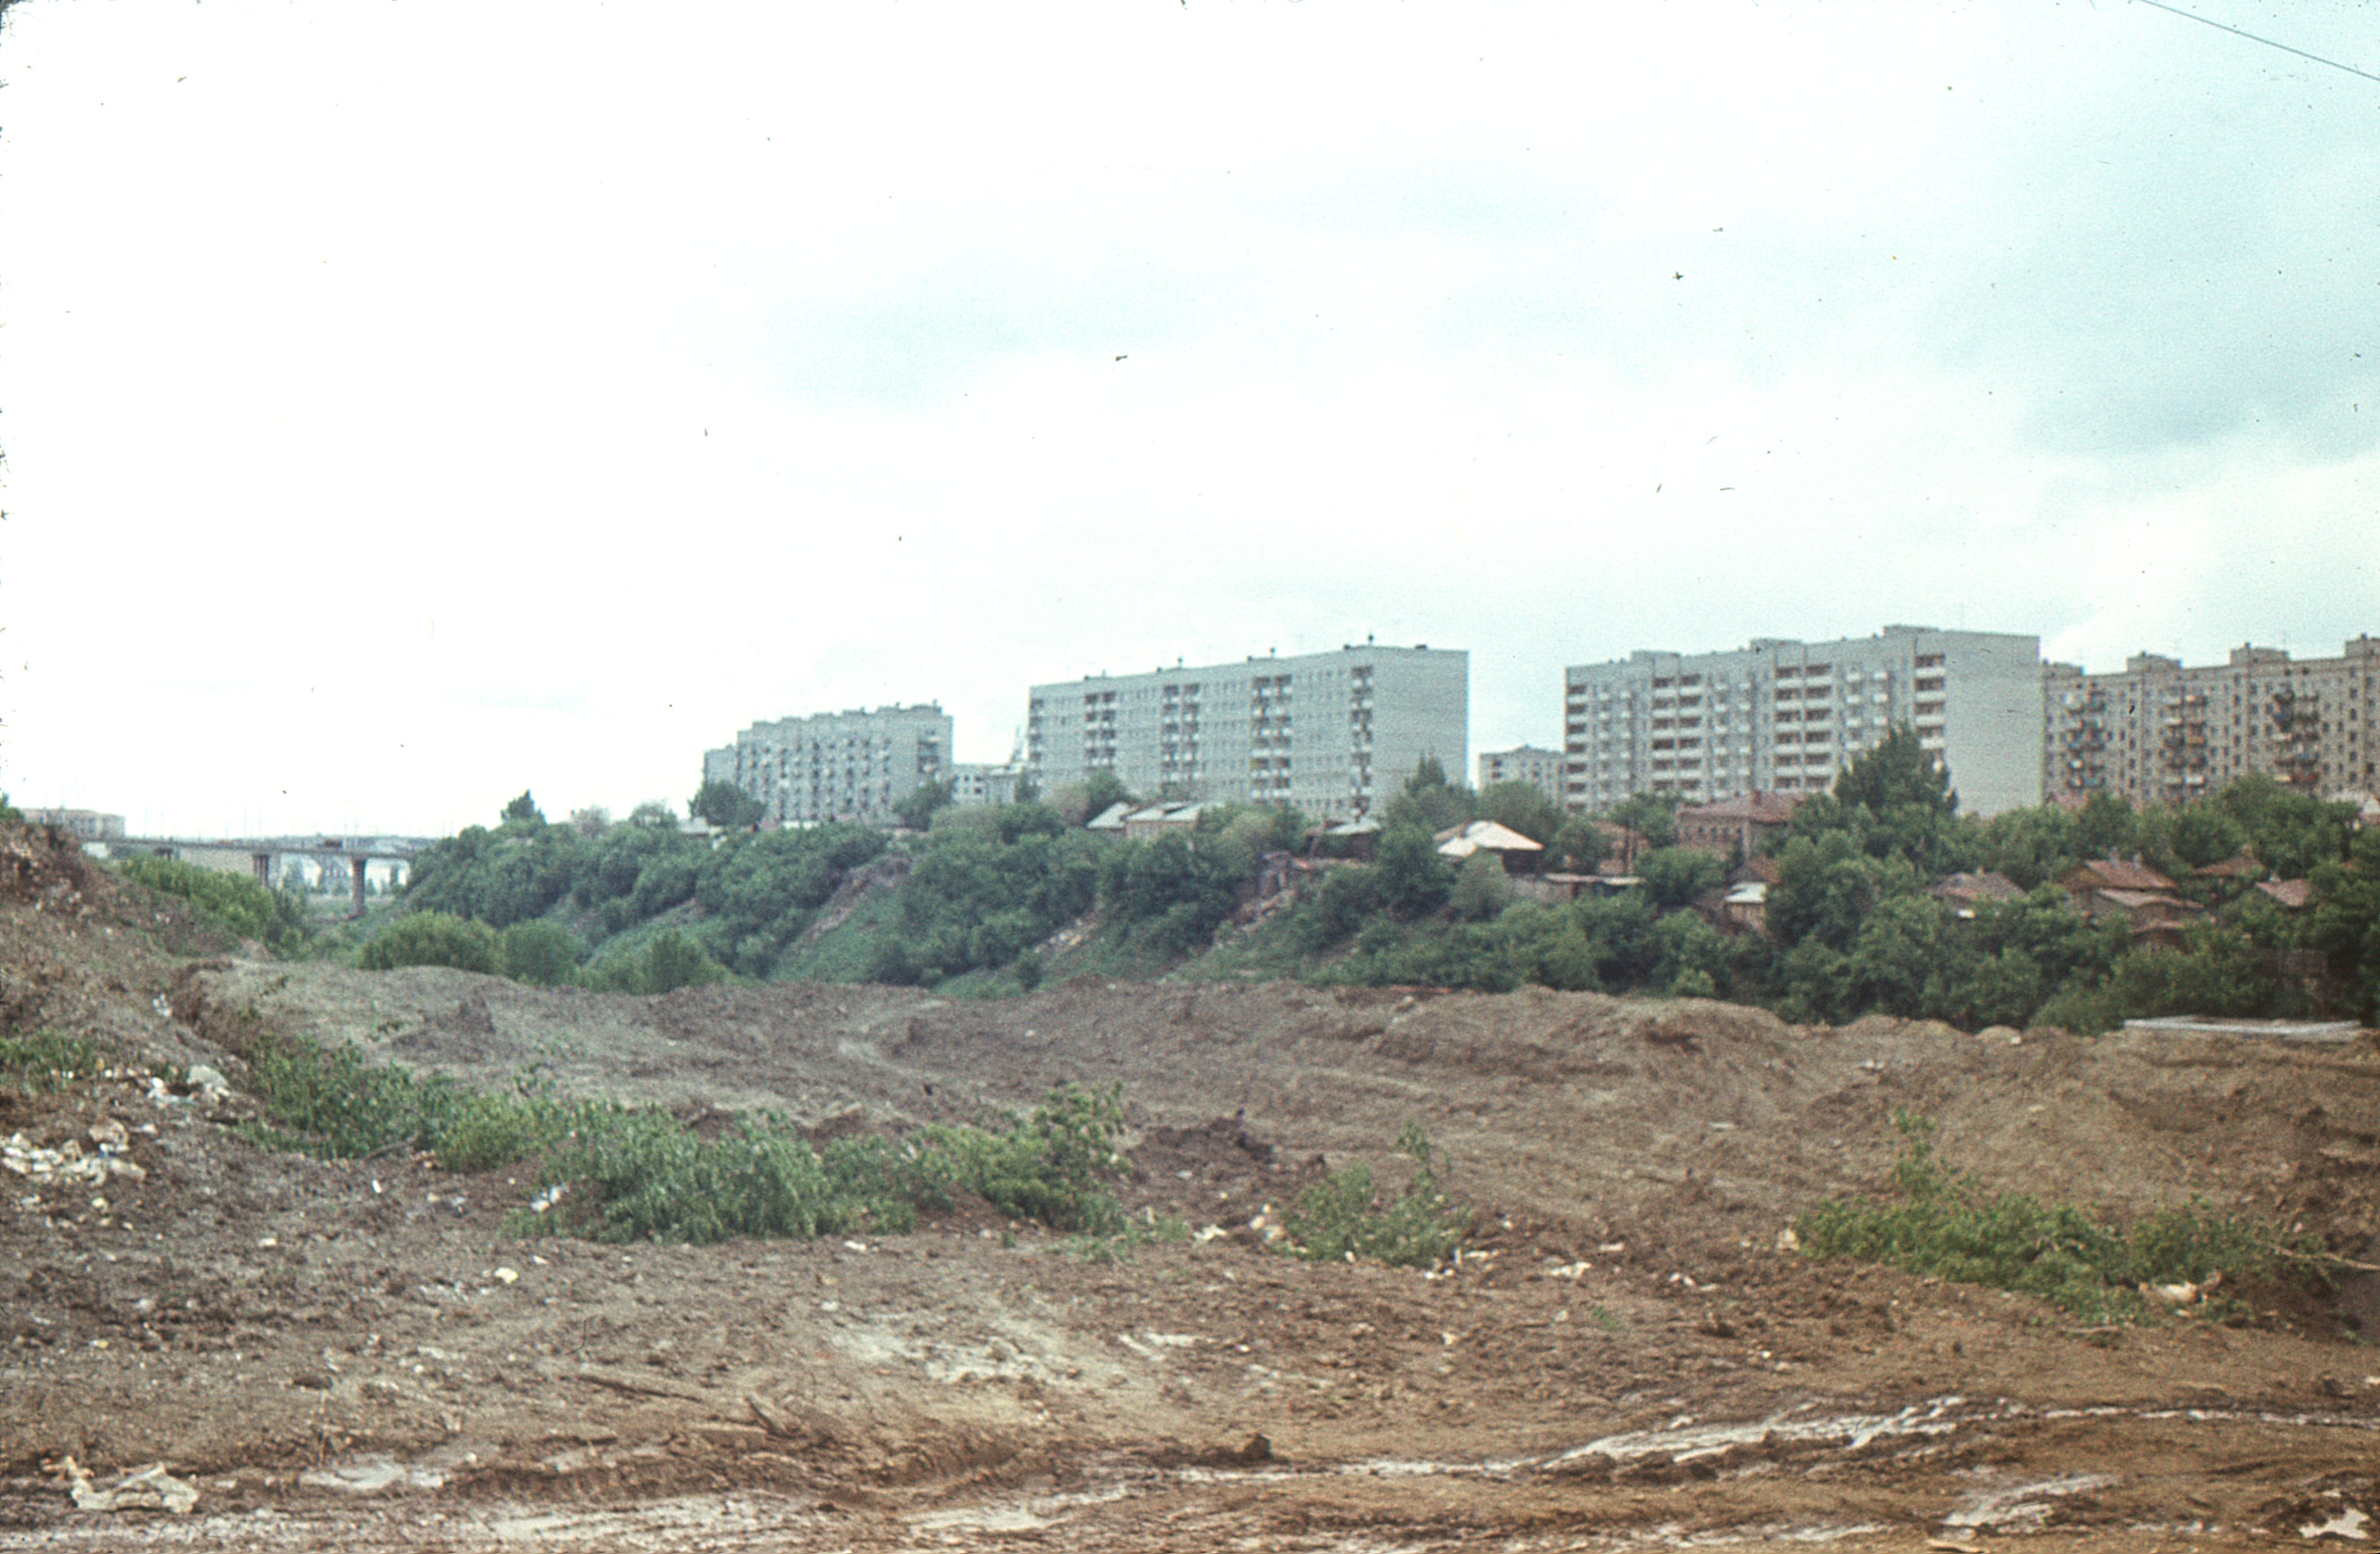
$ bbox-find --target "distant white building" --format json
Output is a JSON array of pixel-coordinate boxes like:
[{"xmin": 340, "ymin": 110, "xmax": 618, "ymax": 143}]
[
  {"xmin": 948, "ymin": 762, "xmax": 1027, "ymax": 809},
  {"xmin": 1025, "ymin": 644, "xmax": 1468, "ymax": 820},
  {"xmin": 24, "ymin": 808, "xmax": 125, "ymax": 841},
  {"xmin": 1563, "ymin": 626, "xmax": 2046, "ymax": 817},
  {"xmin": 704, "ymin": 704, "xmax": 953, "ymax": 827},
  {"xmin": 1476, "ymin": 746, "xmax": 1564, "ymax": 805}
]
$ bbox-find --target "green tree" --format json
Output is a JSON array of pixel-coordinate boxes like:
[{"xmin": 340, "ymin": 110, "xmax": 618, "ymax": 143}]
[
  {"xmin": 2214, "ymin": 773, "xmax": 2354, "ymax": 878},
  {"xmin": 1448, "ymin": 852, "xmax": 1515, "ymax": 922},
  {"xmin": 893, "ymin": 779, "xmax": 956, "ymax": 832},
  {"xmin": 1080, "ymin": 769, "xmax": 1136, "ymax": 821},
  {"xmin": 628, "ymin": 800, "xmax": 681, "ymax": 831},
  {"xmin": 2309, "ymin": 825, "xmax": 2380, "ymax": 1022},
  {"xmin": 502, "ymin": 791, "xmax": 545, "ymax": 826},
  {"xmin": 2168, "ymin": 803, "xmax": 2250, "ymax": 873},
  {"xmin": 1602, "ymin": 792, "xmax": 1679, "ymax": 850},
  {"xmin": 1547, "ymin": 817, "xmax": 1610, "ymax": 874},
  {"xmin": 1374, "ymin": 824, "xmax": 1454, "ymax": 918},
  {"xmin": 1637, "ymin": 846, "xmax": 1725, "ymax": 911},
  {"xmin": 1383, "ymin": 757, "xmax": 1475, "ymax": 835},
  {"xmin": 2074, "ymin": 791, "xmax": 2139, "ymax": 861},
  {"xmin": 1477, "ymin": 781, "xmax": 1563, "ymax": 845},
  {"xmin": 690, "ymin": 779, "xmax": 765, "ymax": 829},
  {"xmin": 1974, "ymin": 803, "xmax": 2079, "ymax": 890}
]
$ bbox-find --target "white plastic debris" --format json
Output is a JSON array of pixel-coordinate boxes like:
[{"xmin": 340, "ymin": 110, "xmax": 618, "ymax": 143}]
[
  {"xmin": 57, "ymin": 1458, "xmax": 199, "ymax": 1515},
  {"xmin": 492, "ymin": 1266, "xmax": 519, "ymax": 1285},
  {"xmin": 2300, "ymin": 1507, "xmax": 2370, "ymax": 1542},
  {"xmin": 185, "ymin": 1065, "xmax": 231, "ymax": 1102}
]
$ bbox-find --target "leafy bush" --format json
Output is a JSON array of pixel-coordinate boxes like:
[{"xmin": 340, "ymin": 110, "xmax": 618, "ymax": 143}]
[
  {"xmin": 1795, "ymin": 1113, "xmax": 2328, "ymax": 1323},
  {"xmin": 1282, "ymin": 1123, "xmax": 1471, "ymax": 1267},
  {"xmin": 926, "ymin": 1083, "xmax": 1129, "ymax": 1234},
  {"xmin": 0, "ymin": 1031, "xmax": 108, "ymax": 1092},
  {"xmin": 585, "ymin": 928, "xmax": 729, "ymax": 995},
  {"xmin": 501, "ymin": 920, "xmax": 582, "ymax": 986},
  {"xmin": 360, "ymin": 911, "xmax": 503, "ymax": 974}
]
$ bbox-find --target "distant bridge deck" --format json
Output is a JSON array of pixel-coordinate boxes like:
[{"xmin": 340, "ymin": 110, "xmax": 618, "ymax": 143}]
[{"xmin": 94, "ymin": 834, "xmax": 438, "ymax": 915}]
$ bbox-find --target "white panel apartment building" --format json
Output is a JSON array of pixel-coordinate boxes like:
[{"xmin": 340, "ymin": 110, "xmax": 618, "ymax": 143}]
[
  {"xmin": 1025, "ymin": 645, "xmax": 1467, "ymax": 820},
  {"xmin": 1563, "ymin": 626, "xmax": 2045, "ymax": 817},
  {"xmin": 2045, "ymin": 636, "xmax": 2380, "ymax": 805},
  {"xmin": 704, "ymin": 704, "xmax": 952, "ymax": 827},
  {"xmin": 1477, "ymin": 746, "xmax": 1565, "ymax": 805}
]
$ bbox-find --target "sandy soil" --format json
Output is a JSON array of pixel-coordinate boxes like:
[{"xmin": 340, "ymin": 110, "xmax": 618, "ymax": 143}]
[{"xmin": 3, "ymin": 827, "xmax": 2377, "ymax": 1549}]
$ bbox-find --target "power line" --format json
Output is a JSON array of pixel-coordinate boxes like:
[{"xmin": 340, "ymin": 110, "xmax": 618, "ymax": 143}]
[{"xmin": 2131, "ymin": 0, "xmax": 2380, "ymax": 87}]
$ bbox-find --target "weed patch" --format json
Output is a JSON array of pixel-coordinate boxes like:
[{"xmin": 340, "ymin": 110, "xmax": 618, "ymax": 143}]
[
  {"xmin": 1282, "ymin": 1123, "xmax": 1472, "ymax": 1268},
  {"xmin": 0, "ymin": 1031, "xmax": 108, "ymax": 1092},
  {"xmin": 1794, "ymin": 1113, "xmax": 2330, "ymax": 1323},
  {"xmin": 232, "ymin": 1035, "xmax": 1129, "ymax": 1248}
]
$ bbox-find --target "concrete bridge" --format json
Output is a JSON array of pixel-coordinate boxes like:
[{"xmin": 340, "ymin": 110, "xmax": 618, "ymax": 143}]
[{"xmin": 96, "ymin": 834, "xmax": 436, "ymax": 918}]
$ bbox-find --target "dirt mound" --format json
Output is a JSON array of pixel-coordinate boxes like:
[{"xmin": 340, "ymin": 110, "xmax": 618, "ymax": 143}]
[{"xmin": 6, "ymin": 865, "xmax": 2378, "ymax": 1546}]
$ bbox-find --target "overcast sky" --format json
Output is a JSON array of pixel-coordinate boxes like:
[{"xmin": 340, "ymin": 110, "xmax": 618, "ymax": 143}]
[{"xmin": 2, "ymin": 2, "xmax": 2375, "ymax": 837}]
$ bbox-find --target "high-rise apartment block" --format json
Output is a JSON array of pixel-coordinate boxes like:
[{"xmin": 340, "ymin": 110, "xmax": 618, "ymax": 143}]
[
  {"xmin": 1025, "ymin": 645, "xmax": 1467, "ymax": 819},
  {"xmin": 704, "ymin": 704, "xmax": 952, "ymax": 827},
  {"xmin": 1477, "ymin": 746, "xmax": 1565, "ymax": 805},
  {"xmin": 1563, "ymin": 626, "xmax": 2046, "ymax": 817},
  {"xmin": 2045, "ymin": 637, "xmax": 2380, "ymax": 805}
]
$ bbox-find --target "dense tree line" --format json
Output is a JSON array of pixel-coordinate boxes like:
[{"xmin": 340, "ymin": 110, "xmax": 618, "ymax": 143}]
[
  {"xmin": 1289, "ymin": 730, "xmax": 2379, "ymax": 1029},
  {"xmin": 375, "ymin": 751, "xmax": 2379, "ymax": 1030}
]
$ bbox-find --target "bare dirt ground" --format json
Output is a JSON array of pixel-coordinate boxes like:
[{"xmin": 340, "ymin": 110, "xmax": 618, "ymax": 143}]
[{"xmin": 3, "ymin": 826, "xmax": 2378, "ymax": 1550}]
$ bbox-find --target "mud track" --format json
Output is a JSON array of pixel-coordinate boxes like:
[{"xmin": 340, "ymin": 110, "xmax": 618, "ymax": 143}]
[{"xmin": 3, "ymin": 850, "xmax": 2377, "ymax": 1548}]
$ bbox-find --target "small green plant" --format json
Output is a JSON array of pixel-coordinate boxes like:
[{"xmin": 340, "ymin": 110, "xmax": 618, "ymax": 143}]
[
  {"xmin": 1282, "ymin": 1121, "xmax": 1473, "ymax": 1268},
  {"xmin": 0, "ymin": 1031, "xmax": 108, "ymax": 1092},
  {"xmin": 1794, "ymin": 1113, "xmax": 2330, "ymax": 1323}
]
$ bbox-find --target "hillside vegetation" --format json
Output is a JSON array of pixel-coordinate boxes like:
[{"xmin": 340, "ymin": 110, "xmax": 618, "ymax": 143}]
[{"xmin": 171, "ymin": 734, "xmax": 2380, "ymax": 1033}]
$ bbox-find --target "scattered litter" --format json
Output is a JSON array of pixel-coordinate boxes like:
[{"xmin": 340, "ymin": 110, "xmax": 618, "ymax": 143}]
[
  {"xmin": 841, "ymin": 1240, "xmax": 869, "ymax": 1253},
  {"xmin": 1598, "ymin": 1241, "xmax": 1627, "ymax": 1255},
  {"xmin": 1193, "ymin": 1224, "xmax": 1229, "ymax": 1244},
  {"xmin": 491, "ymin": 1267, "xmax": 520, "ymax": 1285},
  {"xmin": 4, "ymin": 1130, "xmax": 145, "ymax": 1186},
  {"xmin": 1775, "ymin": 1227, "xmax": 1802, "ymax": 1253},
  {"xmin": 53, "ymin": 1457, "xmax": 199, "ymax": 1515},
  {"xmin": 185, "ymin": 1065, "xmax": 231, "ymax": 1101},
  {"xmin": 2139, "ymin": 1271, "xmax": 2220, "ymax": 1308},
  {"xmin": 1545, "ymin": 1261, "xmax": 1592, "ymax": 1280},
  {"xmin": 2301, "ymin": 1507, "xmax": 2371, "ymax": 1541},
  {"xmin": 151, "ymin": 994, "xmax": 174, "ymax": 1018},
  {"xmin": 529, "ymin": 1183, "xmax": 568, "ymax": 1214},
  {"xmin": 1247, "ymin": 1206, "xmax": 1288, "ymax": 1247}
]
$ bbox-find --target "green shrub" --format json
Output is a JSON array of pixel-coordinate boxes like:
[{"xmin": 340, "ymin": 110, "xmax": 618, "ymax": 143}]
[
  {"xmin": 643, "ymin": 929, "xmax": 726, "ymax": 993},
  {"xmin": 501, "ymin": 920, "xmax": 582, "ymax": 986},
  {"xmin": 1283, "ymin": 1123, "xmax": 1471, "ymax": 1268},
  {"xmin": 0, "ymin": 1030, "xmax": 108, "ymax": 1092},
  {"xmin": 1795, "ymin": 1113, "xmax": 2329, "ymax": 1323},
  {"xmin": 927, "ymin": 1083, "xmax": 1129, "ymax": 1234},
  {"xmin": 584, "ymin": 929, "xmax": 729, "ymax": 995},
  {"xmin": 360, "ymin": 911, "xmax": 503, "ymax": 974},
  {"xmin": 114, "ymin": 856, "xmax": 309, "ymax": 949}
]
